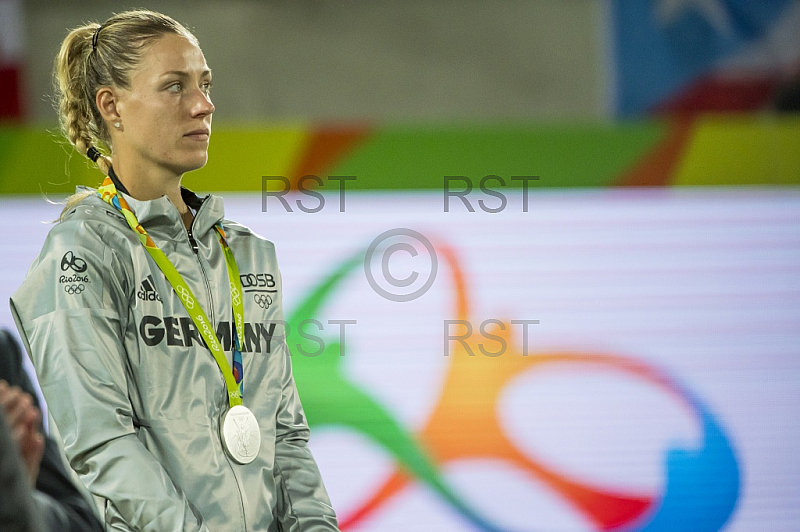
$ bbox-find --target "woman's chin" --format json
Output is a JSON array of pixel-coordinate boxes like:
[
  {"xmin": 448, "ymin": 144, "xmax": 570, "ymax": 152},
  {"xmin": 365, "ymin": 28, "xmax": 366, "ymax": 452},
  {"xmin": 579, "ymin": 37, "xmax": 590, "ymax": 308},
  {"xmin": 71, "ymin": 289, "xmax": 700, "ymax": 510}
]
[{"xmin": 175, "ymin": 153, "xmax": 209, "ymax": 175}]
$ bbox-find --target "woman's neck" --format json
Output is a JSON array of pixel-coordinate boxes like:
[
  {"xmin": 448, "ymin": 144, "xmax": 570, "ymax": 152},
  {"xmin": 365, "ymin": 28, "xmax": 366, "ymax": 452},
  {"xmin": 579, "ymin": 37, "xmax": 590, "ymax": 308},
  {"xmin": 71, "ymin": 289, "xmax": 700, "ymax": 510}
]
[{"xmin": 111, "ymin": 156, "xmax": 194, "ymax": 229}]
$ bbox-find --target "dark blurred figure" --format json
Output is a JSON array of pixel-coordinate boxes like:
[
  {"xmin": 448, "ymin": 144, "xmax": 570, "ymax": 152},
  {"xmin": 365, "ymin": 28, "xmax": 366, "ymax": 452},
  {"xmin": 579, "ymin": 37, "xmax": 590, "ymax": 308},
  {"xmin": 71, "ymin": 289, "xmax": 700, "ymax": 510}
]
[
  {"xmin": 0, "ymin": 329, "xmax": 103, "ymax": 532},
  {"xmin": 0, "ymin": 403, "xmax": 45, "ymax": 532}
]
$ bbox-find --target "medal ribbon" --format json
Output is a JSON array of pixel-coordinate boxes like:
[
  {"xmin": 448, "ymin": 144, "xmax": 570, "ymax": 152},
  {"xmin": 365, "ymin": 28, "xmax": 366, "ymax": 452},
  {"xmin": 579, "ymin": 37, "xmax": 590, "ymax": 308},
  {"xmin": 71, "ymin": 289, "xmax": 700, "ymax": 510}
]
[{"xmin": 98, "ymin": 177, "xmax": 246, "ymax": 408}]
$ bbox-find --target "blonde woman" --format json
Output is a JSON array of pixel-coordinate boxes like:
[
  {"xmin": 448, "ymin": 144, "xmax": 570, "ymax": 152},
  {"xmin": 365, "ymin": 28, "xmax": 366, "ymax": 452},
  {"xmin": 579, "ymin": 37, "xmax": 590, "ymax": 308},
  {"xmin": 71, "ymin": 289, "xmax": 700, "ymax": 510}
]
[{"xmin": 11, "ymin": 10, "xmax": 338, "ymax": 531}]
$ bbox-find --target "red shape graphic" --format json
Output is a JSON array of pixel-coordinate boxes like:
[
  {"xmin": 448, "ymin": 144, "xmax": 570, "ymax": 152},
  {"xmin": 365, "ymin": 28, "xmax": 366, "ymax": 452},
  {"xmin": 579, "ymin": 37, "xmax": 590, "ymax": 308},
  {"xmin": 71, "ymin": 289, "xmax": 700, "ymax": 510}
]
[
  {"xmin": 289, "ymin": 124, "xmax": 372, "ymax": 190},
  {"xmin": 655, "ymin": 74, "xmax": 780, "ymax": 115},
  {"xmin": 615, "ymin": 117, "xmax": 695, "ymax": 187}
]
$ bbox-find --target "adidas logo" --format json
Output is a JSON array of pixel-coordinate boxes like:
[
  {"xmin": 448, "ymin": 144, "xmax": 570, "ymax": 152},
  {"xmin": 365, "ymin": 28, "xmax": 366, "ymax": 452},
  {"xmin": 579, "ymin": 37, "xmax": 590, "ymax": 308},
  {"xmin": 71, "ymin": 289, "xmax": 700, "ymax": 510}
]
[{"xmin": 137, "ymin": 275, "xmax": 162, "ymax": 302}]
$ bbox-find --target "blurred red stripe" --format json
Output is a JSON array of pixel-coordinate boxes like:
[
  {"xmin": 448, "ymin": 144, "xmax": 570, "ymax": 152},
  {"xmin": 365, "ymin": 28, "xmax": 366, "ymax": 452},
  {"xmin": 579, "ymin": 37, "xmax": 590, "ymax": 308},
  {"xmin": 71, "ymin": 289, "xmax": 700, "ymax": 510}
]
[{"xmin": 0, "ymin": 64, "xmax": 23, "ymax": 121}]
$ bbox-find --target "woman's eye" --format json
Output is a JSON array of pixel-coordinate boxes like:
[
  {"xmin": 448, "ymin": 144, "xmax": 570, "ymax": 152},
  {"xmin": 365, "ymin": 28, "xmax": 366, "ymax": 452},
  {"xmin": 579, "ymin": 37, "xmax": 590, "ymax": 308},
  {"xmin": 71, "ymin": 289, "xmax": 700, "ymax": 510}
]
[
  {"xmin": 202, "ymin": 81, "xmax": 213, "ymax": 92},
  {"xmin": 168, "ymin": 82, "xmax": 182, "ymax": 92}
]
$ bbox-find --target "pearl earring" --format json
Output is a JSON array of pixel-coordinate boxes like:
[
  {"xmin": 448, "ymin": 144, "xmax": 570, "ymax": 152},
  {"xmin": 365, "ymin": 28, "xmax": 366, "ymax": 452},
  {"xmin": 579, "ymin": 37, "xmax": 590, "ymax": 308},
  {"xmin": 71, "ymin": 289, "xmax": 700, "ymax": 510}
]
[{"xmin": 114, "ymin": 122, "xmax": 121, "ymax": 129}]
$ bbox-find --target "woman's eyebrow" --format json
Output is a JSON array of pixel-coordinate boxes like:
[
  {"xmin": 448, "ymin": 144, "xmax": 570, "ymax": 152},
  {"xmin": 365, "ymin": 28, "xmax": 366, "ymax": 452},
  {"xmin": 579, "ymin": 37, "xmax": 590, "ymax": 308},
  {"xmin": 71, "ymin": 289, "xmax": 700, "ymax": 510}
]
[{"xmin": 159, "ymin": 69, "xmax": 213, "ymax": 78}]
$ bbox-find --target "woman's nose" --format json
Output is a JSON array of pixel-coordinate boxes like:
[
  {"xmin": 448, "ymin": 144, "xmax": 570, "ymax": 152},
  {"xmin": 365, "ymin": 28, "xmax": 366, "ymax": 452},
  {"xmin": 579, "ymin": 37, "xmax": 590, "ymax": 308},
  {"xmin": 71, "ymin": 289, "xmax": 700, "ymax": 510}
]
[{"xmin": 192, "ymin": 89, "xmax": 215, "ymax": 116}]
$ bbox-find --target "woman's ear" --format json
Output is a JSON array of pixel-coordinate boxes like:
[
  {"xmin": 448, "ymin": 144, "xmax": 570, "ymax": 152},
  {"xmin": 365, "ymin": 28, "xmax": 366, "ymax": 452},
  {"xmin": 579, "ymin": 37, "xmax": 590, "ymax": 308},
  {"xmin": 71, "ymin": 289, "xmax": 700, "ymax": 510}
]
[{"xmin": 96, "ymin": 87, "xmax": 122, "ymax": 126}]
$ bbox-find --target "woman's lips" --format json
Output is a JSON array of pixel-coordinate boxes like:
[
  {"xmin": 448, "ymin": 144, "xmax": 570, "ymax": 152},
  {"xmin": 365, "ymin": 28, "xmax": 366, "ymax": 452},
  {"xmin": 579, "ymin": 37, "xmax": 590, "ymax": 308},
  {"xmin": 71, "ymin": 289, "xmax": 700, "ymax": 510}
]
[{"xmin": 184, "ymin": 131, "xmax": 209, "ymax": 141}]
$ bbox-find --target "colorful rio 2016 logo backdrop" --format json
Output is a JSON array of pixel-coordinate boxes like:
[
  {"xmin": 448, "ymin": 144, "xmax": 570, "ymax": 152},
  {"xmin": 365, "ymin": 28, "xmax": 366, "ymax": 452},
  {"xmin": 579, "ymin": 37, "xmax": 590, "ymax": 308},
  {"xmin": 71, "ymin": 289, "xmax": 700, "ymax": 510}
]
[{"xmin": 287, "ymin": 241, "xmax": 741, "ymax": 531}]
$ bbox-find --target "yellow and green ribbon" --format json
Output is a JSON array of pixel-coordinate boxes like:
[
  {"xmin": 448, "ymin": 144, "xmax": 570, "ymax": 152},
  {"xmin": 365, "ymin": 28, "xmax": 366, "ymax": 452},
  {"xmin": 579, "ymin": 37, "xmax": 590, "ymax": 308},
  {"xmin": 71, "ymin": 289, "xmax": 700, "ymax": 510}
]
[{"xmin": 98, "ymin": 176, "xmax": 246, "ymax": 407}]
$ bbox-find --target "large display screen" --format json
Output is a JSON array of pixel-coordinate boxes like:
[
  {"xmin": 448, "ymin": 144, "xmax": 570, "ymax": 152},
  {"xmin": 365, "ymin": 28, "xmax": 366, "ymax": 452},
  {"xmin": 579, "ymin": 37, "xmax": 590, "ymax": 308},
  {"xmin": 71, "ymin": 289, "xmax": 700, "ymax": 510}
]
[{"xmin": 1, "ymin": 187, "xmax": 798, "ymax": 531}]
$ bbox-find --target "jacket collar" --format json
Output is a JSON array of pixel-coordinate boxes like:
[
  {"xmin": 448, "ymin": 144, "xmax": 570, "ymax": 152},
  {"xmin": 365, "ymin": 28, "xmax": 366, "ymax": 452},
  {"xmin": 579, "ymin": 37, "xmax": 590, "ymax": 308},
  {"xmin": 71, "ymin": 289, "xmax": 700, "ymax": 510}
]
[{"xmin": 99, "ymin": 166, "xmax": 225, "ymax": 239}]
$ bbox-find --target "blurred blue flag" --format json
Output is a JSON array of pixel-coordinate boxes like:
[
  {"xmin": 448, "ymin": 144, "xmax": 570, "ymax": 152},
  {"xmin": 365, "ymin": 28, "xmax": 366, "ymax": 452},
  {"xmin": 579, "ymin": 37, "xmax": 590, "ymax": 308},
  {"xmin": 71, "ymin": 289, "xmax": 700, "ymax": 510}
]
[{"xmin": 612, "ymin": 0, "xmax": 798, "ymax": 116}]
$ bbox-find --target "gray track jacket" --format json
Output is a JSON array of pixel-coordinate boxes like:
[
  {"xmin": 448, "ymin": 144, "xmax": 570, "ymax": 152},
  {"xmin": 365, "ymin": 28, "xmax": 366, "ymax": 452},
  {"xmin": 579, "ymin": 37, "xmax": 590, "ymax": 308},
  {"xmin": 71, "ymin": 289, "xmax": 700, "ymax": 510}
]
[{"xmin": 10, "ymin": 186, "xmax": 339, "ymax": 531}]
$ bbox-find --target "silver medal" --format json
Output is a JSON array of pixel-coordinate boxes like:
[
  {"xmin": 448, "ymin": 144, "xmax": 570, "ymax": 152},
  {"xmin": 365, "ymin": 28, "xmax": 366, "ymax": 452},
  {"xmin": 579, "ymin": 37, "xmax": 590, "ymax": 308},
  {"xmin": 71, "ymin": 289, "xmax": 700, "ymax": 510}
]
[{"xmin": 220, "ymin": 405, "xmax": 261, "ymax": 464}]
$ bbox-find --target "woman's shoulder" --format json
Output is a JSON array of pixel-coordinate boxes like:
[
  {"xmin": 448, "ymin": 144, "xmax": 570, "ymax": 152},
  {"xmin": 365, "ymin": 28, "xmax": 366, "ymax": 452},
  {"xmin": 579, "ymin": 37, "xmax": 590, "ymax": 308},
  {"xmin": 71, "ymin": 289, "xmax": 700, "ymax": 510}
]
[
  {"xmin": 54, "ymin": 190, "xmax": 130, "ymax": 242},
  {"xmin": 221, "ymin": 219, "xmax": 276, "ymax": 249},
  {"xmin": 13, "ymin": 191, "xmax": 135, "ymax": 307},
  {"xmin": 41, "ymin": 191, "xmax": 135, "ymax": 268}
]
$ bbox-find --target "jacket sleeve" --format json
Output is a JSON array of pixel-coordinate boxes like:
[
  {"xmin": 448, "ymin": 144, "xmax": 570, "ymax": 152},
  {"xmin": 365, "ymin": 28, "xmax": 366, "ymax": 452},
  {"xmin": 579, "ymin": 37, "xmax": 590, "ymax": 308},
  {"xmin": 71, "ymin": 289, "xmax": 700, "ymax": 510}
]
[
  {"xmin": 272, "ymin": 344, "xmax": 339, "ymax": 531},
  {"xmin": 271, "ymin": 270, "xmax": 339, "ymax": 531},
  {"xmin": 9, "ymin": 218, "xmax": 210, "ymax": 532}
]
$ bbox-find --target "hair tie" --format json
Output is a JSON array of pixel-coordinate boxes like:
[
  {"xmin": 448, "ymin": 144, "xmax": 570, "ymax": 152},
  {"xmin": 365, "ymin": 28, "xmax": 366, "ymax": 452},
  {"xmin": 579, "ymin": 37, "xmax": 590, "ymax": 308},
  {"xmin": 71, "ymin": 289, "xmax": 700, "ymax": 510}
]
[
  {"xmin": 92, "ymin": 25, "xmax": 103, "ymax": 51},
  {"xmin": 87, "ymin": 146, "xmax": 101, "ymax": 162}
]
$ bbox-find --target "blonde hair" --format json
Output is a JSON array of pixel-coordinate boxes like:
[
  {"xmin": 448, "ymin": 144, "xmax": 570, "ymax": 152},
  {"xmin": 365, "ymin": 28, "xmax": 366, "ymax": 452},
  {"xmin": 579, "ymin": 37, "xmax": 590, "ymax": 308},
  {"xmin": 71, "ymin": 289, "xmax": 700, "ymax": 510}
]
[{"xmin": 55, "ymin": 10, "xmax": 197, "ymax": 219}]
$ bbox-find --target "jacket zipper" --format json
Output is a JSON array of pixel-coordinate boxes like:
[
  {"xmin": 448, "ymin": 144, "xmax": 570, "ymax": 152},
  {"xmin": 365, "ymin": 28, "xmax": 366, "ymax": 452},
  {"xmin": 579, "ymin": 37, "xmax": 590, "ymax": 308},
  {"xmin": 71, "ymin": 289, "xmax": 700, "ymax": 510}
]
[
  {"xmin": 187, "ymin": 230, "xmax": 199, "ymax": 254},
  {"xmin": 187, "ymin": 225, "xmax": 215, "ymax": 328},
  {"xmin": 187, "ymin": 215, "xmax": 248, "ymax": 530}
]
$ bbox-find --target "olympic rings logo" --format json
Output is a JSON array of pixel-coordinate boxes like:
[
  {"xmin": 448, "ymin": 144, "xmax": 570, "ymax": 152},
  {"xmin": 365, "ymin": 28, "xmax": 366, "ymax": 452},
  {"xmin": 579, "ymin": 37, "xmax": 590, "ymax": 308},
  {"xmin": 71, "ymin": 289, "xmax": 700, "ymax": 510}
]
[
  {"xmin": 176, "ymin": 285, "xmax": 195, "ymax": 309},
  {"xmin": 64, "ymin": 284, "xmax": 85, "ymax": 295},
  {"xmin": 254, "ymin": 294, "xmax": 272, "ymax": 309},
  {"xmin": 230, "ymin": 282, "xmax": 242, "ymax": 306}
]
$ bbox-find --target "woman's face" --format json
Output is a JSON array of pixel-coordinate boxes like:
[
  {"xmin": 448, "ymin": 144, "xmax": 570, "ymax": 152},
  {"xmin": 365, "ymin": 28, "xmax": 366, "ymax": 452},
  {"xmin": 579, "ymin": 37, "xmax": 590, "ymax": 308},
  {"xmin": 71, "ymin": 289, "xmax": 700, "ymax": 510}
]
[{"xmin": 113, "ymin": 33, "xmax": 214, "ymax": 176}]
